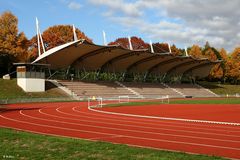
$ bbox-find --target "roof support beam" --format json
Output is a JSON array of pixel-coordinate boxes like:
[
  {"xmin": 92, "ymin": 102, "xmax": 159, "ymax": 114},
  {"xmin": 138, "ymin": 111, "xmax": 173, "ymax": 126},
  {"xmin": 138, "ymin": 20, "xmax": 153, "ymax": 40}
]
[
  {"xmin": 127, "ymin": 54, "xmax": 161, "ymax": 72},
  {"xmin": 148, "ymin": 57, "xmax": 179, "ymax": 73},
  {"xmin": 100, "ymin": 50, "xmax": 143, "ymax": 72},
  {"xmin": 183, "ymin": 62, "xmax": 216, "ymax": 76},
  {"xmin": 166, "ymin": 59, "xmax": 199, "ymax": 76},
  {"xmin": 71, "ymin": 46, "xmax": 118, "ymax": 67}
]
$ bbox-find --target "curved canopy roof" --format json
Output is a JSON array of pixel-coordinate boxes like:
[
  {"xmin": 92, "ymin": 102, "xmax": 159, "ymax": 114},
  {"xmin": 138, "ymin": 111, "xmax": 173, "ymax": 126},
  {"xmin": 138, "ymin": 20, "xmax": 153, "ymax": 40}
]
[{"xmin": 32, "ymin": 39, "xmax": 220, "ymax": 78}]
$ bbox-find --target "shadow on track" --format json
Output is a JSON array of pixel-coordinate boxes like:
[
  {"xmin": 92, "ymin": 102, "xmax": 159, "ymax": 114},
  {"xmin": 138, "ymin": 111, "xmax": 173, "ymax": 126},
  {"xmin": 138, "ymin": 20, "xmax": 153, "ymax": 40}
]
[{"xmin": 0, "ymin": 106, "xmax": 42, "ymax": 113}]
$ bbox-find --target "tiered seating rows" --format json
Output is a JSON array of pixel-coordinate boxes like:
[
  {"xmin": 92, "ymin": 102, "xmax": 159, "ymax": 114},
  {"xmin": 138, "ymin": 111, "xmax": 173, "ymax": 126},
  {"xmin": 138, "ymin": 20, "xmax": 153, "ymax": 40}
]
[
  {"xmin": 59, "ymin": 81, "xmax": 135, "ymax": 98},
  {"xmin": 58, "ymin": 81, "xmax": 217, "ymax": 98},
  {"xmin": 168, "ymin": 84, "xmax": 217, "ymax": 97},
  {"xmin": 121, "ymin": 82, "xmax": 180, "ymax": 97}
]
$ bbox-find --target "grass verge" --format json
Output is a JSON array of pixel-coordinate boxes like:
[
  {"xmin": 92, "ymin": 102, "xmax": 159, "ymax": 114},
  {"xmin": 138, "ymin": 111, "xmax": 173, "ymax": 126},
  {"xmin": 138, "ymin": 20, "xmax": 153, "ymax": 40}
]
[
  {"xmin": 170, "ymin": 98, "xmax": 240, "ymax": 104},
  {"xmin": 0, "ymin": 79, "xmax": 68, "ymax": 99},
  {"xmin": 198, "ymin": 81, "xmax": 240, "ymax": 95},
  {"xmin": 105, "ymin": 98, "xmax": 240, "ymax": 107},
  {"xmin": 0, "ymin": 128, "xmax": 226, "ymax": 160}
]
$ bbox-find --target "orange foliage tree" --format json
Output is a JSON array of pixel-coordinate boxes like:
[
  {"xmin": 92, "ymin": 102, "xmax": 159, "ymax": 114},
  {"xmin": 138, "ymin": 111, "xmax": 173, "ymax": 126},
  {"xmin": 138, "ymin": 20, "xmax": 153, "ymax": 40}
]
[
  {"xmin": 108, "ymin": 36, "xmax": 149, "ymax": 50},
  {"xmin": 152, "ymin": 43, "xmax": 169, "ymax": 53},
  {"xmin": 209, "ymin": 48, "xmax": 229, "ymax": 81},
  {"xmin": 201, "ymin": 43, "xmax": 225, "ymax": 81},
  {"xmin": 203, "ymin": 48, "xmax": 217, "ymax": 61},
  {"xmin": 29, "ymin": 25, "xmax": 92, "ymax": 58},
  {"xmin": 0, "ymin": 11, "xmax": 29, "ymax": 62},
  {"xmin": 219, "ymin": 48, "xmax": 228, "ymax": 61},
  {"xmin": 189, "ymin": 45, "xmax": 202, "ymax": 59},
  {"xmin": 231, "ymin": 47, "xmax": 240, "ymax": 61},
  {"xmin": 170, "ymin": 44, "xmax": 182, "ymax": 56},
  {"xmin": 225, "ymin": 48, "xmax": 240, "ymax": 83}
]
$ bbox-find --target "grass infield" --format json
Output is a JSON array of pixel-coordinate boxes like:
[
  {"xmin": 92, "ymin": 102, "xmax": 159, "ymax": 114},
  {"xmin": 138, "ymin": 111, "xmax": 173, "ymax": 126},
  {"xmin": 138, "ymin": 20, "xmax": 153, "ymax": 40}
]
[
  {"xmin": 105, "ymin": 98, "xmax": 240, "ymax": 107},
  {"xmin": 170, "ymin": 98, "xmax": 240, "ymax": 104},
  {"xmin": 0, "ymin": 128, "xmax": 226, "ymax": 160}
]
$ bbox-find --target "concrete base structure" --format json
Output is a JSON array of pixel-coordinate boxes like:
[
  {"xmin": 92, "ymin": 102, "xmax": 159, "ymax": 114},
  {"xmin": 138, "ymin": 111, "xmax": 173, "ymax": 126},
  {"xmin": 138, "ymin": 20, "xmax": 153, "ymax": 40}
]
[
  {"xmin": 17, "ymin": 78, "xmax": 45, "ymax": 92},
  {"xmin": 14, "ymin": 64, "xmax": 48, "ymax": 93}
]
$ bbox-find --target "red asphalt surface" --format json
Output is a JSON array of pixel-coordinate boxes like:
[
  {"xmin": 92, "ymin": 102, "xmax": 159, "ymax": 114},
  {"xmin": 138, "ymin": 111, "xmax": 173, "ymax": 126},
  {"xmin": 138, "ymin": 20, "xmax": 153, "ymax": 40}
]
[{"xmin": 0, "ymin": 102, "xmax": 240, "ymax": 159}]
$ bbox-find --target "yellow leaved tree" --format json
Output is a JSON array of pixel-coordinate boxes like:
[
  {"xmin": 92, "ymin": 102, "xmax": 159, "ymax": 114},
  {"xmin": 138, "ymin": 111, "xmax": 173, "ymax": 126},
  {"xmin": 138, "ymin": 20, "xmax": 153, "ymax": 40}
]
[{"xmin": 0, "ymin": 11, "xmax": 29, "ymax": 62}]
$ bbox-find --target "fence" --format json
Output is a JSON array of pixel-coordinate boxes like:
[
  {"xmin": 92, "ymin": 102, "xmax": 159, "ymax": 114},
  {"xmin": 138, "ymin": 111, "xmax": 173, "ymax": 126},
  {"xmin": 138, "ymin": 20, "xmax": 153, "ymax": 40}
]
[{"xmin": 0, "ymin": 97, "xmax": 77, "ymax": 104}]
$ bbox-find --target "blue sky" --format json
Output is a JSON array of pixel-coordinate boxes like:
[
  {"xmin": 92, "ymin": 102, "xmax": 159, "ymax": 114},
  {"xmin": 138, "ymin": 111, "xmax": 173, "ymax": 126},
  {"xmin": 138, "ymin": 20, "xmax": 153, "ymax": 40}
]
[
  {"xmin": 1, "ymin": 0, "xmax": 240, "ymax": 51},
  {"xmin": 0, "ymin": 0, "xmax": 121, "ymax": 44},
  {"xmin": 0, "ymin": 0, "xmax": 142, "ymax": 45}
]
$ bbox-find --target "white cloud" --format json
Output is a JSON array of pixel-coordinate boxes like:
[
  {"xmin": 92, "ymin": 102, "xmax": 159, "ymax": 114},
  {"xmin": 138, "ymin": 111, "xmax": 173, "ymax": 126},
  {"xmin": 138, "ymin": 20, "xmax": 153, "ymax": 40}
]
[
  {"xmin": 89, "ymin": 0, "xmax": 142, "ymax": 17},
  {"xmin": 110, "ymin": 16, "xmax": 142, "ymax": 28},
  {"xmin": 68, "ymin": 1, "xmax": 82, "ymax": 10},
  {"xmin": 88, "ymin": 0, "xmax": 240, "ymax": 51},
  {"xmin": 237, "ymin": 33, "xmax": 240, "ymax": 38}
]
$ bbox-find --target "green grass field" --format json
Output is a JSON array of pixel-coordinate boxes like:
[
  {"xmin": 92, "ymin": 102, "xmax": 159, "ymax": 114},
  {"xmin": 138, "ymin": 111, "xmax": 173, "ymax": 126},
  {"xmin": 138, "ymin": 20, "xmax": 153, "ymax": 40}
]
[
  {"xmin": 198, "ymin": 81, "xmax": 240, "ymax": 95},
  {"xmin": 0, "ymin": 128, "xmax": 226, "ymax": 160},
  {"xmin": 170, "ymin": 98, "xmax": 240, "ymax": 104},
  {"xmin": 105, "ymin": 98, "xmax": 240, "ymax": 107},
  {"xmin": 0, "ymin": 79, "xmax": 68, "ymax": 99}
]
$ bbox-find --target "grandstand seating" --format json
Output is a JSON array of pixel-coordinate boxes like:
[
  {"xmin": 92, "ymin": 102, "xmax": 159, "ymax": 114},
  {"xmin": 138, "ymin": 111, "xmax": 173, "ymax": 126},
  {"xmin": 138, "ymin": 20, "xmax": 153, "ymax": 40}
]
[
  {"xmin": 120, "ymin": 82, "xmax": 181, "ymax": 98},
  {"xmin": 58, "ymin": 81, "xmax": 135, "ymax": 98},
  {"xmin": 58, "ymin": 80, "xmax": 218, "ymax": 99},
  {"xmin": 168, "ymin": 84, "xmax": 217, "ymax": 97}
]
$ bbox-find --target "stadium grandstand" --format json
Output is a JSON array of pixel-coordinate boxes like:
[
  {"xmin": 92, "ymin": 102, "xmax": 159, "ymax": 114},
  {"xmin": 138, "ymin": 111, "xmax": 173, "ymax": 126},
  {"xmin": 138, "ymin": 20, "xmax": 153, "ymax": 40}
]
[{"xmin": 28, "ymin": 21, "xmax": 221, "ymax": 99}]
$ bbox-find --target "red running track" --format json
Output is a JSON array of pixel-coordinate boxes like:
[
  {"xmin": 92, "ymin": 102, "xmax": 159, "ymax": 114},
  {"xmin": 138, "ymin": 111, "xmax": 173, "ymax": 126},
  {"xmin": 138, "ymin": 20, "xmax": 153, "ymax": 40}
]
[{"xmin": 0, "ymin": 102, "xmax": 240, "ymax": 159}]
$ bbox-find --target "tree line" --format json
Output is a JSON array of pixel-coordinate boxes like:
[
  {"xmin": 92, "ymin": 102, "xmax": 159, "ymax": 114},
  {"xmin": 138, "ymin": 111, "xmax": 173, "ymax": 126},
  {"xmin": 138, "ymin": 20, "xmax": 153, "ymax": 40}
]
[{"xmin": 0, "ymin": 11, "xmax": 239, "ymax": 84}]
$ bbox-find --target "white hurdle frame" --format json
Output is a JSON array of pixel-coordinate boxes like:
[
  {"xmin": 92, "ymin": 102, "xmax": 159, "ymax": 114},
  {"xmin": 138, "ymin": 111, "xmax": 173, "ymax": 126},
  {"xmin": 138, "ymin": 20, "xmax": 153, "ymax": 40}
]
[
  {"xmin": 157, "ymin": 95, "xmax": 169, "ymax": 104},
  {"xmin": 118, "ymin": 95, "xmax": 130, "ymax": 103},
  {"xmin": 88, "ymin": 97, "xmax": 103, "ymax": 108}
]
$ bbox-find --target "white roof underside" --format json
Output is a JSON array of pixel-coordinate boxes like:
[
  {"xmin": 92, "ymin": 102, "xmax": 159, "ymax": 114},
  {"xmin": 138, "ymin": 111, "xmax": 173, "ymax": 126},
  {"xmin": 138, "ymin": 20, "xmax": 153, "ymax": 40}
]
[
  {"xmin": 32, "ymin": 39, "xmax": 83, "ymax": 64},
  {"xmin": 31, "ymin": 39, "xmax": 220, "ymax": 78}
]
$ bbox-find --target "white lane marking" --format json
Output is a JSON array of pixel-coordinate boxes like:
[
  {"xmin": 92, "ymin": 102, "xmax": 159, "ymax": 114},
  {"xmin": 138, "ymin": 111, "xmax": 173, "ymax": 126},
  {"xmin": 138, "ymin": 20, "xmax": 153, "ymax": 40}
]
[
  {"xmin": 72, "ymin": 106, "xmax": 240, "ymax": 131},
  {"xmin": 72, "ymin": 107, "xmax": 240, "ymax": 132},
  {"xmin": 40, "ymin": 108, "xmax": 240, "ymax": 139},
  {"xmin": 1, "ymin": 114, "xmax": 240, "ymax": 152},
  {"xmin": 19, "ymin": 110, "xmax": 240, "ymax": 143},
  {"xmin": 88, "ymin": 106, "xmax": 240, "ymax": 126},
  {"xmin": 89, "ymin": 135, "xmax": 123, "ymax": 140},
  {"xmin": 59, "ymin": 106, "xmax": 240, "ymax": 135},
  {"xmin": 0, "ymin": 125, "xmax": 97, "ymax": 142},
  {"xmin": 0, "ymin": 114, "xmax": 115, "ymax": 136}
]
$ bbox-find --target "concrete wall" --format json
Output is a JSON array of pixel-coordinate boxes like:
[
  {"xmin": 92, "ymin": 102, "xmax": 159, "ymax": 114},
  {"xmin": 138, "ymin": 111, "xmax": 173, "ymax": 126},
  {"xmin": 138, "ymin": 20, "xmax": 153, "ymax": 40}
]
[{"xmin": 17, "ymin": 78, "xmax": 45, "ymax": 92}]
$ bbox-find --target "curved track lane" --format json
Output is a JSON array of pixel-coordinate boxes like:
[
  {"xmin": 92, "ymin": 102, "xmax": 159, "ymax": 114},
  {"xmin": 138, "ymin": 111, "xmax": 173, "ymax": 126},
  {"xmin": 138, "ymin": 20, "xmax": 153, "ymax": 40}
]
[{"xmin": 0, "ymin": 102, "xmax": 240, "ymax": 159}]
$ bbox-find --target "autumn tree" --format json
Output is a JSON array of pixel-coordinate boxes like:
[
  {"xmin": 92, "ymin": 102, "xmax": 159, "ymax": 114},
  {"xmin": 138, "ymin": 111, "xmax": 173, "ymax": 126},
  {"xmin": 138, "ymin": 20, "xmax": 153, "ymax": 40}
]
[
  {"xmin": 202, "ymin": 43, "xmax": 227, "ymax": 81},
  {"xmin": 198, "ymin": 44, "xmax": 239, "ymax": 83},
  {"xmin": 108, "ymin": 36, "xmax": 149, "ymax": 50},
  {"xmin": 152, "ymin": 43, "xmax": 169, "ymax": 53},
  {"xmin": 209, "ymin": 63, "xmax": 224, "ymax": 80},
  {"xmin": 225, "ymin": 48, "xmax": 240, "ymax": 84},
  {"xmin": 216, "ymin": 48, "xmax": 229, "ymax": 82},
  {"xmin": 203, "ymin": 48, "xmax": 217, "ymax": 61},
  {"xmin": 205, "ymin": 47, "xmax": 220, "ymax": 80},
  {"xmin": 0, "ymin": 11, "xmax": 29, "ymax": 62},
  {"xmin": 225, "ymin": 60, "xmax": 240, "ymax": 84},
  {"xmin": 219, "ymin": 48, "xmax": 228, "ymax": 61},
  {"xmin": 202, "ymin": 42, "xmax": 223, "ymax": 61},
  {"xmin": 29, "ymin": 25, "xmax": 92, "ymax": 58},
  {"xmin": 189, "ymin": 45, "xmax": 202, "ymax": 59},
  {"xmin": 170, "ymin": 44, "xmax": 182, "ymax": 56},
  {"xmin": 231, "ymin": 47, "xmax": 240, "ymax": 61}
]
